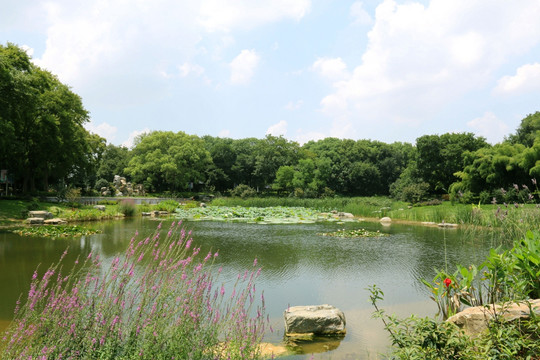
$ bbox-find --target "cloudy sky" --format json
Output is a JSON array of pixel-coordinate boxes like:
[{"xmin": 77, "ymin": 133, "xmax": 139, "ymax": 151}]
[{"xmin": 2, "ymin": 0, "xmax": 540, "ymax": 147}]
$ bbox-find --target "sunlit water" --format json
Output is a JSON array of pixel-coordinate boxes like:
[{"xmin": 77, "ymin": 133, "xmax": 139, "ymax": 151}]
[{"xmin": 0, "ymin": 217, "xmax": 499, "ymax": 359}]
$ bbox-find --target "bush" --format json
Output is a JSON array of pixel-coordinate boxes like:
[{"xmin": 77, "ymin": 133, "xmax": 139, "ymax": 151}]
[
  {"xmin": 117, "ymin": 198, "xmax": 136, "ymax": 217},
  {"xmin": 230, "ymin": 184, "xmax": 257, "ymax": 199},
  {"xmin": 94, "ymin": 178, "xmax": 110, "ymax": 191},
  {"xmin": 155, "ymin": 199, "xmax": 179, "ymax": 213},
  {"xmin": 1, "ymin": 224, "xmax": 267, "ymax": 359}
]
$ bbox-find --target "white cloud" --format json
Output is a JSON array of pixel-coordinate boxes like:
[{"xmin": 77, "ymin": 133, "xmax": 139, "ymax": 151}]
[
  {"xmin": 178, "ymin": 62, "xmax": 206, "ymax": 77},
  {"xmin": 198, "ymin": 0, "xmax": 311, "ymax": 32},
  {"xmin": 285, "ymin": 100, "xmax": 304, "ymax": 111},
  {"xmin": 21, "ymin": 44, "xmax": 34, "ymax": 57},
  {"xmin": 266, "ymin": 120, "xmax": 287, "ymax": 136},
  {"xmin": 467, "ymin": 112, "xmax": 510, "ymax": 144},
  {"xmin": 122, "ymin": 128, "xmax": 151, "ymax": 149},
  {"xmin": 312, "ymin": 57, "xmax": 349, "ymax": 81},
  {"xmin": 494, "ymin": 63, "xmax": 540, "ymax": 95},
  {"xmin": 319, "ymin": 0, "xmax": 540, "ymax": 131},
  {"xmin": 85, "ymin": 121, "xmax": 118, "ymax": 143},
  {"xmin": 219, "ymin": 129, "xmax": 231, "ymax": 137},
  {"xmin": 294, "ymin": 130, "xmax": 327, "ymax": 145},
  {"xmin": 230, "ymin": 49, "xmax": 260, "ymax": 85},
  {"xmin": 350, "ymin": 2, "xmax": 372, "ymax": 25}
]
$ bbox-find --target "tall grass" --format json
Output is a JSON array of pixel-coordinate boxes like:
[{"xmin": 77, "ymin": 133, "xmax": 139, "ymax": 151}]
[{"xmin": 1, "ymin": 223, "xmax": 267, "ymax": 359}]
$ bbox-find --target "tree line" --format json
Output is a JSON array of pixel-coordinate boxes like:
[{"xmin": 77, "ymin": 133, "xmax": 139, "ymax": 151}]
[{"xmin": 2, "ymin": 43, "xmax": 539, "ymax": 202}]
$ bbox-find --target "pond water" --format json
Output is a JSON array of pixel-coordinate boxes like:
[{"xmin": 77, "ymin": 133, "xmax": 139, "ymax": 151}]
[{"xmin": 0, "ymin": 217, "xmax": 499, "ymax": 359}]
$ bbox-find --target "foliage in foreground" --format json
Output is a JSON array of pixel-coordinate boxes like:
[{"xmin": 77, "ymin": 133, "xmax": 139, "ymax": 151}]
[
  {"xmin": 1, "ymin": 222, "xmax": 267, "ymax": 359},
  {"xmin": 318, "ymin": 228, "xmax": 387, "ymax": 238},
  {"xmin": 369, "ymin": 230, "xmax": 540, "ymax": 359}
]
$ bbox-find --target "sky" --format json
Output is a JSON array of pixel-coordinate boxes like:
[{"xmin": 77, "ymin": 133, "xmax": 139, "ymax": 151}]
[{"xmin": 2, "ymin": 0, "xmax": 540, "ymax": 148}]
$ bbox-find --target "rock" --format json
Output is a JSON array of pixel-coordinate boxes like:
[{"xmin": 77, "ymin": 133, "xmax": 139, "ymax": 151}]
[
  {"xmin": 284, "ymin": 304, "xmax": 346, "ymax": 336},
  {"xmin": 93, "ymin": 205, "xmax": 106, "ymax": 211},
  {"xmin": 421, "ymin": 221, "xmax": 436, "ymax": 225},
  {"xmin": 44, "ymin": 218, "xmax": 67, "ymax": 225},
  {"xmin": 337, "ymin": 212, "xmax": 354, "ymax": 219},
  {"xmin": 28, "ymin": 211, "xmax": 53, "ymax": 219},
  {"xmin": 26, "ymin": 217, "xmax": 44, "ymax": 225},
  {"xmin": 258, "ymin": 343, "xmax": 290, "ymax": 358},
  {"xmin": 200, "ymin": 202, "xmax": 207, "ymax": 208},
  {"xmin": 380, "ymin": 217, "xmax": 392, "ymax": 223},
  {"xmin": 158, "ymin": 211, "xmax": 168, "ymax": 215},
  {"xmin": 438, "ymin": 223, "xmax": 458, "ymax": 228},
  {"xmin": 447, "ymin": 299, "xmax": 540, "ymax": 336},
  {"xmin": 151, "ymin": 210, "xmax": 160, "ymax": 216},
  {"xmin": 141, "ymin": 212, "xmax": 151, "ymax": 216}
]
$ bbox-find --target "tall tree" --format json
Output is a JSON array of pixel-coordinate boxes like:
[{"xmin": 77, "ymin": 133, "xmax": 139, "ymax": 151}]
[{"xmin": 125, "ymin": 131, "xmax": 211, "ymax": 192}]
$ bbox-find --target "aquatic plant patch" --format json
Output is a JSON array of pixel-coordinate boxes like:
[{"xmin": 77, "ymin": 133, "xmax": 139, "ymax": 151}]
[
  {"xmin": 10, "ymin": 225, "xmax": 102, "ymax": 238},
  {"xmin": 318, "ymin": 228, "xmax": 387, "ymax": 238},
  {"xmin": 175, "ymin": 206, "xmax": 352, "ymax": 224}
]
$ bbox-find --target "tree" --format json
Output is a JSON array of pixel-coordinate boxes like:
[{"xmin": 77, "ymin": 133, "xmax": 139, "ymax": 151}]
[
  {"xmin": 0, "ymin": 43, "xmax": 95, "ymax": 193},
  {"xmin": 125, "ymin": 131, "xmax": 211, "ymax": 192},
  {"xmin": 416, "ymin": 133, "xmax": 489, "ymax": 193},
  {"xmin": 507, "ymin": 111, "xmax": 540, "ymax": 147},
  {"xmin": 96, "ymin": 144, "xmax": 131, "ymax": 183}
]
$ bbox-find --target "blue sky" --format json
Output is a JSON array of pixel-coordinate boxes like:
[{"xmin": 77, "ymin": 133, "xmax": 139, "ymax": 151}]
[{"xmin": 2, "ymin": 0, "xmax": 540, "ymax": 147}]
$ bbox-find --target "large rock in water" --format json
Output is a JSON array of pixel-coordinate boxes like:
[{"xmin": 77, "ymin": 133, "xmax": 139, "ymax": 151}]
[
  {"xmin": 447, "ymin": 299, "xmax": 540, "ymax": 336},
  {"xmin": 284, "ymin": 305, "xmax": 346, "ymax": 336}
]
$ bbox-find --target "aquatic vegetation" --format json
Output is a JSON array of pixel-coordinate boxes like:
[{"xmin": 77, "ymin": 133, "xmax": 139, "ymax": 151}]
[
  {"xmin": 174, "ymin": 206, "xmax": 352, "ymax": 224},
  {"xmin": 10, "ymin": 225, "xmax": 102, "ymax": 238},
  {"xmin": 318, "ymin": 228, "xmax": 387, "ymax": 238},
  {"xmin": 1, "ymin": 223, "xmax": 267, "ymax": 359}
]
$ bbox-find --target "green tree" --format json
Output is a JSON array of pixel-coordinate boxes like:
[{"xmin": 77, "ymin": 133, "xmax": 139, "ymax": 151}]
[
  {"xmin": 0, "ymin": 43, "xmax": 95, "ymax": 193},
  {"xmin": 416, "ymin": 133, "xmax": 489, "ymax": 194},
  {"xmin": 507, "ymin": 111, "xmax": 540, "ymax": 147},
  {"xmin": 125, "ymin": 131, "xmax": 211, "ymax": 192},
  {"xmin": 96, "ymin": 144, "xmax": 131, "ymax": 183}
]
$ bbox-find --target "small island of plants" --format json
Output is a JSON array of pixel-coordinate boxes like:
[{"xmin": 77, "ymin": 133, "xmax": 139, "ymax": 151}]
[{"xmin": 318, "ymin": 228, "xmax": 387, "ymax": 238}]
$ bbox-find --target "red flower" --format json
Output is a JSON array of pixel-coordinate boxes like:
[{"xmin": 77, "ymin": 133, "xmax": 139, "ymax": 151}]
[{"xmin": 443, "ymin": 278, "xmax": 452, "ymax": 288}]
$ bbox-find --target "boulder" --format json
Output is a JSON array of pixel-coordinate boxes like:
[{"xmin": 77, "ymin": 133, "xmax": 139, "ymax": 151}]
[
  {"xmin": 337, "ymin": 212, "xmax": 354, "ymax": 219},
  {"xmin": 28, "ymin": 211, "xmax": 53, "ymax": 219},
  {"xmin": 438, "ymin": 222, "xmax": 458, "ymax": 228},
  {"xmin": 93, "ymin": 205, "xmax": 106, "ymax": 211},
  {"xmin": 284, "ymin": 304, "xmax": 346, "ymax": 336},
  {"xmin": 44, "ymin": 218, "xmax": 67, "ymax": 225},
  {"xmin": 26, "ymin": 217, "xmax": 44, "ymax": 225},
  {"xmin": 379, "ymin": 217, "xmax": 392, "ymax": 223},
  {"xmin": 447, "ymin": 299, "xmax": 540, "ymax": 336}
]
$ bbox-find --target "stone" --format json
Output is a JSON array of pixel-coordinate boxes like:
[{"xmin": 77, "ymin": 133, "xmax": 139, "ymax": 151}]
[
  {"xmin": 438, "ymin": 223, "xmax": 458, "ymax": 228},
  {"xmin": 337, "ymin": 212, "xmax": 354, "ymax": 218},
  {"xmin": 44, "ymin": 218, "xmax": 67, "ymax": 225},
  {"xmin": 380, "ymin": 217, "xmax": 392, "ymax": 223},
  {"xmin": 93, "ymin": 205, "xmax": 106, "ymax": 211},
  {"xmin": 28, "ymin": 211, "xmax": 53, "ymax": 219},
  {"xmin": 141, "ymin": 212, "xmax": 151, "ymax": 216},
  {"xmin": 26, "ymin": 217, "xmax": 44, "ymax": 224},
  {"xmin": 200, "ymin": 202, "xmax": 207, "ymax": 208},
  {"xmin": 447, "ymin": 299, "xmax": 540, "ymax": 336},
  {"xmin": 284, "ymin": 304, "xmax": 346, "ymax": 336}
]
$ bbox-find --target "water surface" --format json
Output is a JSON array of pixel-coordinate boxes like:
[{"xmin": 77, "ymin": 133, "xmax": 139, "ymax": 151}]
[{"xmin": 0, "ymin": 218, "xmax": 497, "ymax": 359}]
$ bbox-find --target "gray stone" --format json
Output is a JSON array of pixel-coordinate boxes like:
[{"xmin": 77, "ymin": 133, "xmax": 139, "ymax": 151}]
[
  {"xmin": 141, "ymin": 212, "xmax": 151, "ymax": 216},
  {"xmin": 28, "ymin": 211, "xmax": 53, "ymax": 219},
  {"xmin": 447, "ymin": 299, "xmax": 540, "ymax": 336},
  {"xmin": 438, "ymin": 223, "xmax": 458, "ymax": 228},
  {"xmin": 380, "ymin": 217, "xmax": 392, "ymax": 223},
  {"xmin": 44, "ymin": 218, "xmax": 67, "ymax": 225},
  {"xmin": 93, "ymin": 205, "xmax": 106, "ymax": 211},
  {"xmin": 284, "ymin": 304, "xmax": 346, "ymax": 336},
  {"xmin": 26, "ymin": 217, "xmax": 44, "ymax": 224},
  {"xmin": 337, "ymin": 212, "xmax": 354, "ymax": 218}
]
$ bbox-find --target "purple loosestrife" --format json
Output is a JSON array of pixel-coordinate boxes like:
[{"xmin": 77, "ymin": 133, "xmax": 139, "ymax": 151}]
[{"xmin": 1, "ymin": 223, "xmax": 267, "ymax": 359}]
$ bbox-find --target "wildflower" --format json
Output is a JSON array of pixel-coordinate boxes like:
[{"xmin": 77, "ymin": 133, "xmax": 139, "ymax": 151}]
[
  {"xmin": 513, "ymin": 183, "xmax": 519, "ymax": 191},
  {"xmin": 532, "ymin": 178, "xmax": 537, "ymax": 185},
  {"xmin": 443, "ymin": 278, "xmax": 452, "ymax": 288},
  {"xmin": 491, "ymin": 197, "xmax": 497, "ymax": 205}
]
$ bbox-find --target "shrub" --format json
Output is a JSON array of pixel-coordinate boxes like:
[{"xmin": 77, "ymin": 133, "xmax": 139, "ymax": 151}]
[
  {"xmin": 155, "ymin": 199, "xmax": 179, "ymax": 213},
  {"xmin": 230, "ymin": 184, "xmax": 257, "ymax": 199},
  {"xmin": 117, "ymin": 198, "xmax": 136, "ymax": 217},
  {"xmin": 1, "ymin": 224, "xmax": 267, "ymax": 359}
]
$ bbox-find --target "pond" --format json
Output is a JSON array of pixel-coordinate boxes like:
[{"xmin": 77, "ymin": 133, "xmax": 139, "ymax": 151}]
[{"xmin": 0, "ymin": 217, "xmax": 498, "ymax": 359}]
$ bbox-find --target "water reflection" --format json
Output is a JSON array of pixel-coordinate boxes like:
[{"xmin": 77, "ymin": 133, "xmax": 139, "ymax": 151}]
[{"xmin": 0, "ymin": 218, "xmax": 496, "ymax": 359}]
